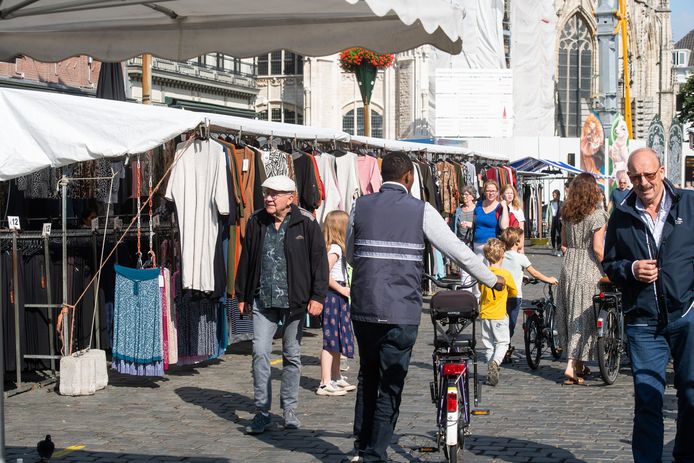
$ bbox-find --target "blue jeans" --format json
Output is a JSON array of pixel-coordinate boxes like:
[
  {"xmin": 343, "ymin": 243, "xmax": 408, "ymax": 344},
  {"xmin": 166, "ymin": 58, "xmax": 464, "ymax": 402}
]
[
  {"xmin": 352, "ymin": 321, "xmax": 419, "ymax": 462},
  {"xmin": 506, "ymin": 297, "xmax": 522, "ymax": 339},
  {"xmin": 626, "ymin": 308, "xmax": 694, "ymax": 463},
  {"xmin": 252, "ymin": 306, "xmax": 303, "ymax": 412}
]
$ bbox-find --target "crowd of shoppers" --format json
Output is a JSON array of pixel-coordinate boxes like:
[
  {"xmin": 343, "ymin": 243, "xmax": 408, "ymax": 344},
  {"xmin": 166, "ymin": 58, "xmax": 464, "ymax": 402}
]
[{"xmin": 233, "ymin": 147, "xmax": 692, "ymax": 463}]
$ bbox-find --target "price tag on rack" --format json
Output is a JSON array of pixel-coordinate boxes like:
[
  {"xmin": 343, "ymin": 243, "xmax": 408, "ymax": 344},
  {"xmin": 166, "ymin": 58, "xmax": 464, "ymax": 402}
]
[
  {"xmin": 242, "ymin": 159, "xmax": 250, "ymax": 172},
  {"xmin": 8, "ymin": 216, "xmax": 20, "ymax": 231},
  {"xmin": 42, "ymin": 223, "xmax": 52, "ymax": 238}
]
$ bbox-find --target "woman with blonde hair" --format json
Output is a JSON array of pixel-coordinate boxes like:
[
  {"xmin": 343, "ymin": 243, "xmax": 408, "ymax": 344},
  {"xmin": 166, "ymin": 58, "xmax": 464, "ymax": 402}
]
[
  {"xmin": 501, "ymin": 184, "xmax": 525, "ymax": 252},
  {"xmin": 317, "ymin": 210, "xmax": 356, "ymax": 396},
  {"xmin": 555, "ymin": 173, "xmax": 608, "ymax": 385}
]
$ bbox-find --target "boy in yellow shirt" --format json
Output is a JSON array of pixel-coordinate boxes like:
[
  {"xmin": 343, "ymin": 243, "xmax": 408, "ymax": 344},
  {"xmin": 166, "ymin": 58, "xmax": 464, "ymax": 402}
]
[{"xmin": 479, "ymin": 238, "xmax": 518, "ymax": 386}]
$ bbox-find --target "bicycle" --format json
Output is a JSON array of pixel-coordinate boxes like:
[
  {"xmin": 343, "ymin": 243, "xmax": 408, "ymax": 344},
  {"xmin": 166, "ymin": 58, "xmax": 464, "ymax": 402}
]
[
  {"xmin": 593, "ymin": 277, "xmax": 627, "ymax": 385},
  {"xmin": 424, "ymin": 274, "xmax": 486, "ymax": 463},
  {"xmin": 522, "ymin": 278, "xmax": 562, "ymax": 370}
]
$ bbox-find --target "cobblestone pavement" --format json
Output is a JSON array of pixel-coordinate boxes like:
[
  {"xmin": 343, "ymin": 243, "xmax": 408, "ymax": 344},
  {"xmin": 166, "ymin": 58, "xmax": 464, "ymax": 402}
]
[{"xmin": 4, "ymin": 247, "xmax": 678, "ymax": 462}]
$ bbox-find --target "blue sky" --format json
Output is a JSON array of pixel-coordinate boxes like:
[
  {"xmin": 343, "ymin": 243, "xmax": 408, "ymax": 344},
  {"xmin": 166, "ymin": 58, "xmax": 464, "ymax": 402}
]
[{"xmin": 671, "ymin": 0, "xmax": 694, "ymax": 42}]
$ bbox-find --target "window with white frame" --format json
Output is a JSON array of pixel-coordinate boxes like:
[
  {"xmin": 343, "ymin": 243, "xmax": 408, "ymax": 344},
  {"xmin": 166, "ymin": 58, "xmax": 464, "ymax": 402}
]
[
  {"xmin": 256, "ymin": 51, "xmax": 304, "ymax": 76},
  {"xmin": 342, "ymin": 108, "xmax": 384, "ymax": 138}
]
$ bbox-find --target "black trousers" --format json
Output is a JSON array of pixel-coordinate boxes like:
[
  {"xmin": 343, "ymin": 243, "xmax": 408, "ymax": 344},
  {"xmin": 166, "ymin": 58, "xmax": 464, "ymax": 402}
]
[
  {"xmin": 550, "ymin": 215, "xmax": 562, "ymax": 250},
  {"xmin": 352, "ymin": 321, "xmax": 419, "ymax": 462}
]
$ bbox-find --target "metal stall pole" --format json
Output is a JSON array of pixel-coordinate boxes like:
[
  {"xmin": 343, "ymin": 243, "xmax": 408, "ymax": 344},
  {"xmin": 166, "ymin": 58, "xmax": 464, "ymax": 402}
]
[
  {"xmin": 11, "ymin": 231, "xmax": 21, "ymax": 391},
  {"xmin": 1, "ymin": 230, "xmax": 6, "ymax": 463},
  {"xmin": 90, "ymin": 232, "xmax": 101, "ymax": 350},
  {"xmin": 61, "ymin": 177, "xmax": 70, "ymax": 355},
  {"xmin": 44, "ymin": 235, "xmax": 56, "ymax": 372}
]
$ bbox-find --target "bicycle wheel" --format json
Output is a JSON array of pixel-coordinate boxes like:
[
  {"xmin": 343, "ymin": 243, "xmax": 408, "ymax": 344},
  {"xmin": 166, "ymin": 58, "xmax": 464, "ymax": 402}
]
[
  {"xmin": 446, "ymin": 444, "xmax": 460, "ymax": 463},
  {"xmin": 442, "ymin": 377, "xmax": 463, "ymax": 463},
  {"xmin": 524, "ymin": 315, "xmax": 542, "ymax": 370},
  {"xmin": 597, "ymin": 307, "xmax": 621, "ymax": 385},
  {"xmin": 547, "ymin": 304, "xmax": 563, "ymax": 360}
]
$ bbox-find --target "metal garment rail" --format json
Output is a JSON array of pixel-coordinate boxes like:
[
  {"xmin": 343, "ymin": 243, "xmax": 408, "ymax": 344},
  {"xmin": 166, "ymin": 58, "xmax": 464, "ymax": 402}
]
[{"xmin": 0, "ymin": 222, "xmax": 178, "ymax": 394}]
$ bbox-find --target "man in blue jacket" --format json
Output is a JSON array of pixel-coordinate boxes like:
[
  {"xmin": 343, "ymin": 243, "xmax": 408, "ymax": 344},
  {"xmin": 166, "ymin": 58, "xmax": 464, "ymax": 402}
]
[{"xmin": 603, "ymin": 147, "xmax": 694, "ymax": 463}]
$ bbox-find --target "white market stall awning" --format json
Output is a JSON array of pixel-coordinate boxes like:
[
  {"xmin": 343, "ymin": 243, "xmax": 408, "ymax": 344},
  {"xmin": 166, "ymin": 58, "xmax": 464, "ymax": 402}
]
[
  {"xmin": 3, "ymin": 88, "xmax": 506, "ymax": 181},
  {"xmin": 0, "ymin": 0, "xmax": 464, "ymax": 62},
  {"xmin": 0, "ymin": 87, "xmax": 206, "ymax": 181},
  {"xmin": 208, "ymin": 113, "xmax": 349, "ymax": 143},
  {"xmin": 350, "ymin": 135, "xmax": 509, "ymax": 162}
]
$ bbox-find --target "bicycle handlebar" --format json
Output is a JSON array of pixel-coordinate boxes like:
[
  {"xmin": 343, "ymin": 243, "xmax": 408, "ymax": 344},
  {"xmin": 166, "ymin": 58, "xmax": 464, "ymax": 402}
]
[{"xmin": 423, "ymin": 273, "xmax": 477, "ymax": 290}]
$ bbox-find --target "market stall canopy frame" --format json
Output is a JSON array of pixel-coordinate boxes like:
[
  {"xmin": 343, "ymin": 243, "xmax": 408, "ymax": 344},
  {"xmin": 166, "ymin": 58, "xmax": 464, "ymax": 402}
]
[{"xmin": 0, "ymin": 0, "xmax": 464, "ymax": 62}]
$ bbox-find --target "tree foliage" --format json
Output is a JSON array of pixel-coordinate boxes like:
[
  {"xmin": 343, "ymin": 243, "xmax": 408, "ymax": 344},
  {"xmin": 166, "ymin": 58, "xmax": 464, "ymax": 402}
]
[{"xmin": 678, "ymin": 73, "xmax": 694, "ymax": 125}]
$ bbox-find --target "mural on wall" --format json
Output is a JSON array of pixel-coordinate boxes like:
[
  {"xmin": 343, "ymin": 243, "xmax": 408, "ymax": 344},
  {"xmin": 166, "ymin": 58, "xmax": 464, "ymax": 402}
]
[
  {"xmin": 646, "ymin": 114, "xmax": 666, "ymax": 167},
  {"xmin": 608, "ymin": 115, "xmax": 629, "ymax": 181},
  {"xmin": 668, "ymin": 119, "xmax": 683, "ymax": 185},
  {"xmin": 580, "ymin": 112, "xmax": 605, "ymax": 176}
]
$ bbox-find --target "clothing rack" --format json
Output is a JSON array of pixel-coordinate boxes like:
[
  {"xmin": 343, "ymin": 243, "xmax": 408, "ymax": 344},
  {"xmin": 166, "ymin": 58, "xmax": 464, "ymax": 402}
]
[{"xmin": 0, "ymin": 212, "xmax": 178, "ymax": 397}]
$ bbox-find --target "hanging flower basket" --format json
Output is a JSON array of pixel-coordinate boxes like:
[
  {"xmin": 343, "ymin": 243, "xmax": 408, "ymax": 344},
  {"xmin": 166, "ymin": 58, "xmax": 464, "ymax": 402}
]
[
  {"xmin": 339, "ymin": 48, "xmax": 394, "ymax": 106},
  {"xmin": 339, "ymin": 48, "xmax": 395, "ymax": 73}
]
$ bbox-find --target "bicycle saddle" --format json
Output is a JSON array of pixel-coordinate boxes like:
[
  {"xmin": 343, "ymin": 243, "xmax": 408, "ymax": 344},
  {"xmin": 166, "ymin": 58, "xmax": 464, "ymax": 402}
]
[{"xmin": 430, "ymin": 290, "xmax": 478, "ymax": 320}]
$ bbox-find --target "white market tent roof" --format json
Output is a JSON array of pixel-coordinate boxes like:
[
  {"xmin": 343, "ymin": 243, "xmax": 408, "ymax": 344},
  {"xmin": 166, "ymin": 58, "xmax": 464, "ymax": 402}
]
[
  {"xmin": 350, "ymin": 135, "xmax": 509, "ymax": 161},
  {"xmin": 0, "ymin": 88, "xmax": 508, "ymax": 181},
  {"xmin": 0, "ymin": 0, "xmax": 464, "ymax": 62}
]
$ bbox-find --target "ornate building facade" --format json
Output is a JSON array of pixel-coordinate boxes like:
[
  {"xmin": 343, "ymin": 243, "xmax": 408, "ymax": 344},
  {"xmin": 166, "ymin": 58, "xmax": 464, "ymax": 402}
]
[
  {"xmin": 555, "ymin": 0, "xmax": 675, "ymax": 137},
  {"xmin": 254, "ymin": 1, "xmax": 674, "ymax": 142}
]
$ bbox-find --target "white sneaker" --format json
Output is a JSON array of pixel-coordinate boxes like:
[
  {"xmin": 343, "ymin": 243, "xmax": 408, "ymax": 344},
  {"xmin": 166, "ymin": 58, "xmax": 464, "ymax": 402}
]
[
  {"xmin": 333, "ymin": 377, "xmax": 356, "ymax": 392},
  {"xmin": 316, "ymin": 383, "xmax": 347, "ymax": 396}
]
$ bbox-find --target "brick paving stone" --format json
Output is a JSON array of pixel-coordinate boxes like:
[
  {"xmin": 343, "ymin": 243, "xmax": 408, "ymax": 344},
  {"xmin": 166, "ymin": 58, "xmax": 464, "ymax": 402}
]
[{"xmin": 3, "ymin": 247, "xmax": 678, "ymax": 462}]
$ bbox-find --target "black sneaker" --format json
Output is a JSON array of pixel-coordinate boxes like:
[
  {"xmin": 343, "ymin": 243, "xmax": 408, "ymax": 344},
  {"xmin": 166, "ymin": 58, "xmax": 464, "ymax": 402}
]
[{"xmin": 245, "ymin": 412, "xmax": 271, "ymax": 434}]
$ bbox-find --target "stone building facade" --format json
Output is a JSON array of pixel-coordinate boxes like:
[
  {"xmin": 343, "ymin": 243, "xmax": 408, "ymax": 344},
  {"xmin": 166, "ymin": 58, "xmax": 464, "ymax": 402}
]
[
  {"xmin": 555, "ymin": 0, "xmax": 675, "ymax": 137},
  {"xmin": 267, "ymin": 0, "xmax": 675, "ymax": 141}
]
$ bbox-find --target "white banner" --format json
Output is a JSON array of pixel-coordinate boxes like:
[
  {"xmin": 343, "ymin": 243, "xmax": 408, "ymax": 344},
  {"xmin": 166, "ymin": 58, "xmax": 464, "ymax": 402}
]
[{"xmin": 434, "ymin": 69, "xmax": 513, "ymax": 137}]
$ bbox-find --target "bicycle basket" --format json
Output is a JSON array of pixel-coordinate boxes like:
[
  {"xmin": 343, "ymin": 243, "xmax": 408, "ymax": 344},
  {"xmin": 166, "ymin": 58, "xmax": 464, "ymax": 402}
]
[{"xmin": 430, "ymin": 290, "xmax": 478, "ymax": 320}]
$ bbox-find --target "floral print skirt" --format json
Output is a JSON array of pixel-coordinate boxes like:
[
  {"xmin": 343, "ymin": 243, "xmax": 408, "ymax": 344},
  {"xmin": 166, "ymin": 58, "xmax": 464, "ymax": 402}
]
[{"xmin": 322, "ymin": 289, "xmax": 355, "ymax": 358}]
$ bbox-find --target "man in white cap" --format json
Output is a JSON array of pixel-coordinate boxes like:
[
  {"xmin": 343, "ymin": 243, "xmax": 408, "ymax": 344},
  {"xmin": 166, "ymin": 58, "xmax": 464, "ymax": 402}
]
[{"xmin": 236, "ymin": 175, "xmax": 328, "ymax": 434}]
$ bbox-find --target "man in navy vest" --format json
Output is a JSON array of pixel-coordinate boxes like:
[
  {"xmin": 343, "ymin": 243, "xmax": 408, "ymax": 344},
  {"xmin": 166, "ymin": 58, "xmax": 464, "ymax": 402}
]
[{"xmin": 347, "ymin": 153, "xmax": 504, "ymax": 462}]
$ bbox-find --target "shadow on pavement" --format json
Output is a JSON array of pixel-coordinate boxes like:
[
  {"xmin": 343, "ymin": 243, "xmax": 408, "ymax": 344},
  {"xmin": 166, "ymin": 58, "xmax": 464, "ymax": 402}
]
[
  {"xmin": 6, "ymin": 446, "xmax": 230, "ymax": 463},
  {"xmin": 176, "ymin": 387, "xmax": 254, "ymax": 423},
  {"xmin": 465, "ymin": 435, "xmax": 586, "ymax": 462},
  {"xmin": 175, "ymin": 387, "xmax": 350, "ymax": 462}
]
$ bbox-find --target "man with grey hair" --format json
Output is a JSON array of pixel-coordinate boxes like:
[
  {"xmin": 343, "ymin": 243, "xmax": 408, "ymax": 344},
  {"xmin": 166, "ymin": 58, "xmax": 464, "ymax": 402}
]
[
  {"xmin": 607, "ymin": 171, "xmax": 632, "ymax": 213},
  {"xmin": 236, "ymin": 175, "xmax": 328, "ymax": 435},
  {"xmin": 603, "ymin": 147, "xmax": 694, "ymax": 462}
]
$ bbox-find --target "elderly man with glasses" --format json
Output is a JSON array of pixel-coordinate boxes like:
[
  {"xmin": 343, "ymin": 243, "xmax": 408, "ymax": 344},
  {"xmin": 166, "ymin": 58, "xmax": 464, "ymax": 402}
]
[
  {"xmin": 608, "ymin": 171, "xmax": 632, "ymax": 213},
  {"xmin": 236, "ymin": 175, "xmax": 328, "ymax": 435},
  {"xmin": 603, "ymin": 148, "xmax": 694, "ymax": 463}
]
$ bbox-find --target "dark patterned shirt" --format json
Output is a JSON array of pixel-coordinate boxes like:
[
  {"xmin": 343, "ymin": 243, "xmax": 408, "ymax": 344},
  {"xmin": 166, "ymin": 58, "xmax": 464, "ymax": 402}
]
[{"xmin": 258, "ymin": 213, "xmax": 290, "ymax": 309}]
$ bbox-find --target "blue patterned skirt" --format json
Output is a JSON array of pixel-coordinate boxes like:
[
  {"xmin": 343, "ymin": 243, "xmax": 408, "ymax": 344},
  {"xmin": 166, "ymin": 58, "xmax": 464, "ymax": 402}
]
[
  {"xmin": 322, "ymin": 289, "xmax": 355, "ymax": 358},
  {"xmin": 112, "ymin": 265, "xmax": 163, "ymax": 376}
]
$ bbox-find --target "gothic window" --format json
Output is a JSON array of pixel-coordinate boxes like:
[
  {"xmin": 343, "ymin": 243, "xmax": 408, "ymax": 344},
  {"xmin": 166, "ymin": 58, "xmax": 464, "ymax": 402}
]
[
  {"xmin": 342, "ymin": 108, "xmax": 384, "ymax": 138},
  {"xmin": 557, "ymin": 14, "xmax": 594, "ymax": 137}
]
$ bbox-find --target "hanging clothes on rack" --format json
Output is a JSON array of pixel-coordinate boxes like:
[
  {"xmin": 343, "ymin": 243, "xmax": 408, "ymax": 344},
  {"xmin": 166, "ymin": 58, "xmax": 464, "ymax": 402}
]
[
  {"xmin": 333, "ymin": 150, "xmax": 361, "ymax": 215},
  {"xmin": 112, "ymin": 264, "xmax": 164, "ymax": 376},
  {"xmin": 356, "ymin": 154, "xmax": 382, "ymax": 195},
  {"xmin": 315, "ymin": 152, "xmax": 341, "ymax": 224},
  {"xmin": 164, "ymin": 139, "xmax": 230, "ymax": 293}
]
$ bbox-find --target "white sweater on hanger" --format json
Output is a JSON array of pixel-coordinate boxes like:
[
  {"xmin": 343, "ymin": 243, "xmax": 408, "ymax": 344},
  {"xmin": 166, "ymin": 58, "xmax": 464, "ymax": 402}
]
[{"xmin": 165, "ymin": 139, "xmax": 230, "ymax": 292}]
